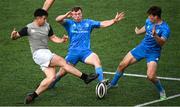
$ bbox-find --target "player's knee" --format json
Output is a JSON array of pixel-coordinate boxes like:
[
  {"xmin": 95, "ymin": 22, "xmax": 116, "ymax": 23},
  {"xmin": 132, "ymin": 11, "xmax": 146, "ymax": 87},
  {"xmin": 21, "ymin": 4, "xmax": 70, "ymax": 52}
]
[
  {"xmin": 61, "ymin": 63, "xmax": 70, "ymax": 71},
  {"xmin": 118, "ymin": 62, "xmax": 127, "ymax": 71},
  {"xmin": 56, "ymin": 57, "xmax": 67, "ymax": 67},
  {"xmin": 51, "ymin": 55, "xmax": 63, "ymax": 66},
  {"xmin": 57, "ymin": 57, "xmax": 64, "ymax": 63},
  {"xmin": 94, "ymin": 61, "xmax": 101, "ymax": 68},
  {"xmin": 92, "ymin": 54, "xmax": 101, "ymax": 67}
]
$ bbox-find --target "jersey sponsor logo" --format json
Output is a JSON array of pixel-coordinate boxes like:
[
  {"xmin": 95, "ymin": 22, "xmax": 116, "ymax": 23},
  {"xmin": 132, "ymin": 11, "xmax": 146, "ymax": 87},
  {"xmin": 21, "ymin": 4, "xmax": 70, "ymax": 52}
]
[
  {"xmin": 71, "ymin": 23, "xmax": 88, "ymax": 34},
  {"xmin": 85, "ymin": 23, "xmax": 89, "ymax": 28},
  {"xmin": 71, "ymin": 30, "xmax": 88, "ymax": 33},
  {"xmin": 31, "ymin": 29, "xmax": 36, "ymax": 33},
  {"xmin": 72, "ymin": 24, "xmax": 76, "ymax": 28},
  {"xmin": 45, "ymin": 27, "xmax": 49, "ymax": 32}
]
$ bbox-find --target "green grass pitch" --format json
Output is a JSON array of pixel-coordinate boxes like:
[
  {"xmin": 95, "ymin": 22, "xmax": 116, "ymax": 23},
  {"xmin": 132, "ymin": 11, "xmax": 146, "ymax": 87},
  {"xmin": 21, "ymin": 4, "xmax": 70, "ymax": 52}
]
[{"xmin": 0, "ymin": 0, "xmax": 180, "ymax": 106}]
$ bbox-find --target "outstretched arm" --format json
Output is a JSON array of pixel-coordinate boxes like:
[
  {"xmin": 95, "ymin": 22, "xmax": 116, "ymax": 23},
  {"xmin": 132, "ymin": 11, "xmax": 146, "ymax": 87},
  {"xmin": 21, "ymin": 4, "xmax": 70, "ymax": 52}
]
[
  {"xmin": 11, "ymin": 28, "xmax": 20, "ymax": 40},
  {"xmin": 135, "ymin": 26, "xmax": 146, "ymax": 35},
  {"xmin": 56, "ymin": 11, "xmax": 72, "ymax": 24},
  {"xmin": 49, "ymin": 34, "xmax": 68, "ymax": 43},
  {"xmin": 100, "ymin": 12, "xmax": 125, "ymax": 28},
  {"xmin": 11, "ymin": 27, "xmax": 28, "ymax": 40},
  {"xmin": 42, "ymin": 0, "xmax": 55, "ymax": 11}
]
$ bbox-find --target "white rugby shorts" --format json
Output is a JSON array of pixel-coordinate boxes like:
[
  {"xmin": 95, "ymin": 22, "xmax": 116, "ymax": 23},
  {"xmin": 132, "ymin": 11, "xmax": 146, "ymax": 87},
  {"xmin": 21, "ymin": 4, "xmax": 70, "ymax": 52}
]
[{"xmin": 33, "ymin": 49, "xmax": 55, "ymax": 71}]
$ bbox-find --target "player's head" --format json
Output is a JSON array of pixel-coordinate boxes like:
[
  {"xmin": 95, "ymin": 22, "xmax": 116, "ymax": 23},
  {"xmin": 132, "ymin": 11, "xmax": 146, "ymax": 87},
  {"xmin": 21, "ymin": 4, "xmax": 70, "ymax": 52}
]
[
  {"xmin": 34, "ymin": 8, "xmax": 48, "ymax": 26},
  {"xmin": 147, "ymin": 6, "xmax": 162, "ymax": 23},
  {"xmin": 71, "ymin": 6, "xmax": 83, "ymax": 22}
]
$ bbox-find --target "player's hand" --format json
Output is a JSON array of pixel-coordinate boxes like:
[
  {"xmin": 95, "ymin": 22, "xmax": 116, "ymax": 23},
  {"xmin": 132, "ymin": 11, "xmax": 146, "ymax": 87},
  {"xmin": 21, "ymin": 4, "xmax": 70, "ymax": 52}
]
[
  {"xmin": 114, "ymin": 12, "xmax": 125, "ymax": 23},
  {"xmin": 135, "ymin": 27, "xmax": 140, "ymax": 34},
  {"xmin": 62, "ymin": 34, "xmax": 68, "ymax": 43},
  {"xmin": 11, "ymin": 28, "xmax": 18, "ymax": 40},
  {"xmin": 152, "ymin": 25, "xmax": 157, "ymax": 36},
  {"xmin": 66, "ymin": 11, "xmax": 72, "ymax": 18}
]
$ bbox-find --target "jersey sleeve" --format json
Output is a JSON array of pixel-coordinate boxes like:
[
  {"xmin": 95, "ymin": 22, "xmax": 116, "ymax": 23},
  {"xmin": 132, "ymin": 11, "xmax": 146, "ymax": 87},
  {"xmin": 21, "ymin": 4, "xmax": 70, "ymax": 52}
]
[
  {"xmin": 18, "ymin": 27, "xmax": 28, "ymax": 37},
  {"xmin": 89, "ymin": 19, "xmax": 101, "ymax": 29},
  {"xmin": 62, "ymin": 19, "xmax": 72, "ymax": 29},
  {"xmin": 48, "ymin": 25, "xmax": 54, "ymax": 37},
  {"xmin": 161, "ymin": 27, "xmax": 170, "ymax": 40},
  {"xmin": 145, "ymin": 18, "xmax": 150, "ymax": 30}
]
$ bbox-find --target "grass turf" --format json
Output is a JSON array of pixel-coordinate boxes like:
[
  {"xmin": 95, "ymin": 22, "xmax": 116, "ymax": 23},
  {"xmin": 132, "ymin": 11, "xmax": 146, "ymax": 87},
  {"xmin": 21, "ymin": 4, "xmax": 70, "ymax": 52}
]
[{"xmin": 0, "ymin": 0, "xmax": 180, "ymax": 106}]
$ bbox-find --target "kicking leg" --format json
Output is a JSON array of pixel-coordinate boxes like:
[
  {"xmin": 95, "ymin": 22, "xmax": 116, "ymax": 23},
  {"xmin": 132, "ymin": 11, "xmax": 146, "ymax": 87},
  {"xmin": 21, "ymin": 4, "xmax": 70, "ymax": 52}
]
[
  {"xmin": 49, "ymin": 53, "xmax": 78, "ymax": 88},
  {"xmin": 110, "ymin": 52, "xmax": 137, "ymax": 87},
  {"xmin": 50, "ymin": 54, "xmax": 98, "ymax": 84}
]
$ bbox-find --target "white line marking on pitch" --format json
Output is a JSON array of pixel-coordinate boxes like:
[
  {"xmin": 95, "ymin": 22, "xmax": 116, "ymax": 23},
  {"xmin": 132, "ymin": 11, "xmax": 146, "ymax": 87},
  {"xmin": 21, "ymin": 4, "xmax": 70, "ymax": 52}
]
[
  {"xmin": 103, "ymin": 72, "xmax": 180, "ymax": 81},
  {"xmin": 134, "ymin": 94, "xmax": 180, "ymax": 107},
  {"xmin": 104, "ymin": 71, "xmax": 180, "ymax": 106}
]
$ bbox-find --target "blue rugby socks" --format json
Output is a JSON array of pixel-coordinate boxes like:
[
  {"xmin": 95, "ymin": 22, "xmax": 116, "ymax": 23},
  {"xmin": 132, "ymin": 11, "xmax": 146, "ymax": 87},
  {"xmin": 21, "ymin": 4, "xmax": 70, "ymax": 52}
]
[
  {"xmin": 95, "ymin": 67, "xmax": 104, "ymax": 82},
  {"xmin": 154, "ymin": 79, "xmax": 165, "ymax": 93},
  {"xmin": 111, "ymin": 70, "xmax": 123, "ymax": 86}
]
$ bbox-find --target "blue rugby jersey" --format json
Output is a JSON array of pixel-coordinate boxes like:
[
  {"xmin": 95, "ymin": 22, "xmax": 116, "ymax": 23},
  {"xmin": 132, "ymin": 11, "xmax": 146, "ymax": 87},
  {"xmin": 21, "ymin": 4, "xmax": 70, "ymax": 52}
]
[
  {"xmin": 140, "ymin": 18, "xmax": 170, "ymax": 52},
  {"xmin": 62, "ymin": 19, "xmax": 100, "ymax": 51}
]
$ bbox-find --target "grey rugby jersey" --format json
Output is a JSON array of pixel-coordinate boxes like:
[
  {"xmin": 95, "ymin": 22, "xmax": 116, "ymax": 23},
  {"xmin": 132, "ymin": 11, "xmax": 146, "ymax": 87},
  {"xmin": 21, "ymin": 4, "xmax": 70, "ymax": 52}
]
[{"xmin": 18, "ymin": 22, "xmax": 53, "ymax": 53}]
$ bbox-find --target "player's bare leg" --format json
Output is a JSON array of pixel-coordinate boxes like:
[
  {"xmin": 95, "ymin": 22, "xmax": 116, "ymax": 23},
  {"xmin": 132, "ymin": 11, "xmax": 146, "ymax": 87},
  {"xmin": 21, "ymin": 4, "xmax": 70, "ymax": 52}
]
[
  {"xmin": 42, "ymin": 0, "xmax": 55, "ymax": 11},
  {"xmin": 50, "ymin": 54, "xmax": 98, "ymax": 84},
  {"xmin": 49, "ymin": 53, "xmax": 102, "ymax": 89},
  {"xmin": 109, "ymin": 52, "xmax": 137, "ymax": 88},
  {"xmin": 85, "ymin": 53, "xmax": 104, "ymax": 82},
  {"xmin": 147, "ymin": 61, "xmax": 166, "ymax": 100},
  {"xmin": 24, "ymin": 67, "xmax": 56, "ymax": 104},
  {"xmin": 48, "ymin": 68, "xmax": 67, "ymax": 88},
  {"xmin": 50, "ymin": 55, "xmax": 82, "ymax": 77}
]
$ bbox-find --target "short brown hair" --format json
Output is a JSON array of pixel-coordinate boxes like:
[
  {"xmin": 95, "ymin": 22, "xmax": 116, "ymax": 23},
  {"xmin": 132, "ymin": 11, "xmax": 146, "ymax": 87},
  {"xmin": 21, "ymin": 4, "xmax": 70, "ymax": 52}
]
[
  {"xmin": 147, "ymin": 6, "xmax": 162, "ymax": 18},
  {"xmin": 71, "ymin": 6, "xmax": 82, "ymax": 12}
]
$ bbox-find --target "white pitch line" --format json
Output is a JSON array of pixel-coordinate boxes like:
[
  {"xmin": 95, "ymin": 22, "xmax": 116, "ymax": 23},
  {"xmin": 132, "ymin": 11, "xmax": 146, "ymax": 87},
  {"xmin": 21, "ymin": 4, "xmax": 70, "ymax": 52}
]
[
  {"xmin": 103, "ymin": 72, "xmax": 180, "ymax": 81},
  {"xmin": 104, "ymin": 71, "xmax": 180, "ymax": 106},
  {"xmin": 134, "ymin": 94, "xmax": 180, "ymax": 107}
]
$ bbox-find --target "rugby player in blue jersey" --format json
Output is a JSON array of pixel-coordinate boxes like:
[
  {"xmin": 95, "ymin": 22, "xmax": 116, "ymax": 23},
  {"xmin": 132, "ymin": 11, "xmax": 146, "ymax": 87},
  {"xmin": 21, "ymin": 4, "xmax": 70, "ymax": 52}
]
[
  {"xmin": 108, "ymin": 6, "xmax": 170, "ymax": 100},
  {"xmin": 49, "ymin": 7, "xmax": 125, "ymax": 88}
]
